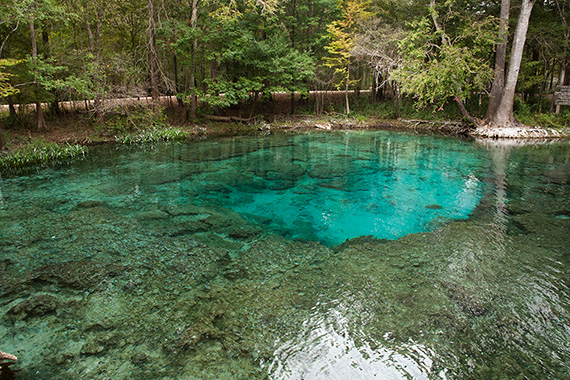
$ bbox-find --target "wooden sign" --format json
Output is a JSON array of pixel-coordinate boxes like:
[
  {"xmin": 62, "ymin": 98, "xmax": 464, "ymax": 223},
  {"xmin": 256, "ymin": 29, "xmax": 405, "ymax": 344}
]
[
  {"xmin": 555, "ymin": 86, "xmax": 570, "ymax": 112},
  {"xmin": 555, "ymin": 86, "xmax": 570, "ymax": 103}
]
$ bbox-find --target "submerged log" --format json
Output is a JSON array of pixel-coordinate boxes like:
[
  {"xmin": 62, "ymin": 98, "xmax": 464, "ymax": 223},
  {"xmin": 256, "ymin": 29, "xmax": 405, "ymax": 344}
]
[{"xmin": 0, "ymin": 350, "xmax": 17, "ymax": 361}]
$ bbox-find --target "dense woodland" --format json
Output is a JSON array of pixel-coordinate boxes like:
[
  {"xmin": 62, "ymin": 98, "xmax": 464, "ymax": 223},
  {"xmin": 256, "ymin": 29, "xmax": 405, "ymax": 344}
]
[{"xmin": 0, "ymin": 0, "xmax": 569, "ymax": 136}]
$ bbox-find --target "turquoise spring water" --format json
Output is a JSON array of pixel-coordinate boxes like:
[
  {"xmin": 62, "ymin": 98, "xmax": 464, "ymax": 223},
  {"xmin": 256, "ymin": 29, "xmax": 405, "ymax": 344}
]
[{"xmin": 0, "ymin": 130, "xmax": 569, "ymax": 379}]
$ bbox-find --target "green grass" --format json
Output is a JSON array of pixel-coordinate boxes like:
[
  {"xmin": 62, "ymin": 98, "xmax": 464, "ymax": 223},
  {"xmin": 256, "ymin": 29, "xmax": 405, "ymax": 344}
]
[
  {"xmin": 115, "ymin": 126, "xmax": 191, "ymax": 144},
  {"xmin": 0, "ymin": 140, "xmax": 88, "ymax": 174}
]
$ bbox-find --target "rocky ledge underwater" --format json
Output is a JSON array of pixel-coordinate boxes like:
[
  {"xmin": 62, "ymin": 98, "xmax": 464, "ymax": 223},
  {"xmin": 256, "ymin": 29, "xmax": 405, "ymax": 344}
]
[{"xmin": 0, "ymin": 183, "xmax": 569, "ymax": 379}]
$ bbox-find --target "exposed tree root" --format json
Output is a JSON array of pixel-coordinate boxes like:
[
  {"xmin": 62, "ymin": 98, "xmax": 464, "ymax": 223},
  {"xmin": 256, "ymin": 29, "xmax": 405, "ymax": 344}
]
[{"xmin": 472, "ymin": 124, "xmax": 563, "ymax": 138}]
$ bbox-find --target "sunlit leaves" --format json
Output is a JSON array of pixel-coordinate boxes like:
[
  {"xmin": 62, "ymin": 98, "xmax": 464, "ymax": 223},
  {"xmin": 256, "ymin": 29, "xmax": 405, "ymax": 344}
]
[
  {"xmin": 323, "ymin": 0, "xmax": 371, "ymax": 90},
  {"xmin": 0, "ymin": 59, "xmax": 20, "ymax": 97}
]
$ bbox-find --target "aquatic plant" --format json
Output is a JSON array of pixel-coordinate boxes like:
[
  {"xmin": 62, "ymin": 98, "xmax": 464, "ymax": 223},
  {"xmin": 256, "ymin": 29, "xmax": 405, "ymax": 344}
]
[
  {"xmin": 0, "ymin": 141, "xmax": 87, "ymax": 174},
  {"xmin": 115, "ymin": 127, "xmax": 191, "ymax": 144}
]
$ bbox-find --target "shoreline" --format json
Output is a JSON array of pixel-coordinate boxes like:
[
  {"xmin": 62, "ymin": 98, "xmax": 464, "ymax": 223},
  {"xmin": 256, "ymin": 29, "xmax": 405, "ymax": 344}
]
[{"xmin": 1, "ymin": 114, "xmax": 569, "ymax": 174}]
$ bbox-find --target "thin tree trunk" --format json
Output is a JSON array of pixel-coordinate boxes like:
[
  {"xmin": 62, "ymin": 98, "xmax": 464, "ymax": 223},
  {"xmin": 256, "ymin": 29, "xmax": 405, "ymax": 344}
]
[
  {"xmin": 148, "ymin": 0, "xmax": 160, "ymax": 103},
  {"xmin": 555, "ymin": 27, "xmax": 570, "ymax": 112},
  {"xmin": 345, "ymin": 81, "xmax": 350, "ymax": 115},
  {"xmin": 390, "ymin": 82, "xmax": 400, "ymax": 119},
  {"xmin": 488, "ymin": 0, "xmax": 536, "ymax": 127},
  {"xmin": 189, "ymin": 0, "xmax": 199, "ymax": 119},
  {"xmin": 85, "ymin": 18, "xmax": 94, "ymax": 53},
  {"xmin": 455, "ymin": 96, "xmax": 478, "ymax": 126},
  {"xmin": 173, "ymin": 53, "xmax": 184, "ymax": 107},
  {"xmin": 345, "ymin": 64, "xmax": 350, "ymax": 115},
  {"xmin": 485, "ymin": 0, "xmax": 511, "ymax": 119},
  {"xmin": 371, "ymin": 71, "xmax": 377, "ymax": 103},
  {"xmin": 556, "ymin": 63, "xmax": 567, "ymax": 114},
  {"xmin": 173, "ymin": 53, "xmax": 179, "ymax": 93},
  {"xmin": 0, "ymin": 124, "xmax": 5, "ymax": 150},
  {"xmin": 88, "ymin": 6, "xmax": 104, "ymax": 120},
  {"xmin": 29, "ymin": 20, "xmax": 47, "ymax": 130}
]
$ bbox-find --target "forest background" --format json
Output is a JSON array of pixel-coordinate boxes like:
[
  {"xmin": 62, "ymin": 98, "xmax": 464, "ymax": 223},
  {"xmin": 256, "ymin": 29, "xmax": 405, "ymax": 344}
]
[{"xmin": 0, "ymin": 0, "xmax": 569, "ymax": 156}]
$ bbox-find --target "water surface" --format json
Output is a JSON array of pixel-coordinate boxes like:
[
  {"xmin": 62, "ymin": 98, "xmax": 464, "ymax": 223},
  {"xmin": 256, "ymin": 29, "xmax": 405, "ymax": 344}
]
[{"xmin": 0, "ymin": 130, "xmax": 569, "ymax": 380}]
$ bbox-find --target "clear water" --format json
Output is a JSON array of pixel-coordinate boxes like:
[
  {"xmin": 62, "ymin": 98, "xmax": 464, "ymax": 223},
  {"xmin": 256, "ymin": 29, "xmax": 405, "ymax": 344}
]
[{"xmin": 0, "ymin": 130, "xmax": 569, "ymax": 380}]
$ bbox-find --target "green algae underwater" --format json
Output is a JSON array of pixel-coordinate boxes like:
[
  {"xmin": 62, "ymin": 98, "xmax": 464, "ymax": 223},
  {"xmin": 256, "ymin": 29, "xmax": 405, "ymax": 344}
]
[{"xmin": 0, "ymin": 130, "xmax": 569, "ymax": 379}]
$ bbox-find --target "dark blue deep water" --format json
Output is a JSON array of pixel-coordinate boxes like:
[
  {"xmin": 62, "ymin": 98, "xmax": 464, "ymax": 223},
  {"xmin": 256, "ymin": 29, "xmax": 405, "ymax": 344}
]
[{"xmin": 0, "ymin": 130, "xmax": 569, "ymax": 380}]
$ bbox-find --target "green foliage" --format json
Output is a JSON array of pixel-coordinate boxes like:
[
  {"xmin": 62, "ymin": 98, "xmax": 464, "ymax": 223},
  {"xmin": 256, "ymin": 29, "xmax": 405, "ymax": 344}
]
[
  {"xmin": 0, "ymin": 0, "xmax": 561, "ymax": 127},
  {"xmin": 115, "ymin": 127, "xmax": 191, "ymax": 144},
  {"xmin": 0, "ymin": 59, "xmax": 20, "ymax": 97},
  {"xmin": 347, "ymin": 94, "xmax": 464, "ymax": 120},
  {"xmin": 105, "ymin": 106, "xmax": 189, "ymax": 144},
  {"xmin": 392, "ymin": 10, "xmax": 497, "ymax": 111},
  {"xmin": 323, "ymin": 0, "xmax": 370, "ymax": 90},
  {"xmin": 0, "ymin": 140, "xmax": 87, "ymax": 174},
  {"xmin": 103, "ymin": 106, "xmax": 168, "ymax": 135},
  {"xmin": 514, "ymin": 97, "xmax": 570, "ymax": 130},
  {"xmin": 201, "ymin": 77, "xmax": 264, "ymax": 108}
]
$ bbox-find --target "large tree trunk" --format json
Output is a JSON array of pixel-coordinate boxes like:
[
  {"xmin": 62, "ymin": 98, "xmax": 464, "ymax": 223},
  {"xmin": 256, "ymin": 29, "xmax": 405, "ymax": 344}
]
[
  {"xmin": 487, "ymin": 0, "xmax": 535, "ymax": 128},
  {"xmin": 148, "ymin": 0, "xmax": 160, "ymax": 103},
  {"xmin": 485, "ymin": 0, "xmax": 511, "ymax": 119},
  {"xmin": 7, "ymin": 96, "xmax": 20, "ymax": 125},
  {"xmin": 29, "ymin": 20, "xmax": 47, "ymax": 130}
]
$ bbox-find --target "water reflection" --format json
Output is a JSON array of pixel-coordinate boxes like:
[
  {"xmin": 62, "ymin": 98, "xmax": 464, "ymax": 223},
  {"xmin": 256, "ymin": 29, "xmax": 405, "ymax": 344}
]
[{"xmin": 267, "ymin": 301, "xmax": 446, "ymax": 380}]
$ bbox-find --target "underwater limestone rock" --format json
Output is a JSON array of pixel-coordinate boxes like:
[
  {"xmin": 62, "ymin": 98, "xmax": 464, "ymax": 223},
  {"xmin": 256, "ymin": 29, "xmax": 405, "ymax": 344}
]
[
  {"xmin": 7, "ymin": 294, "xmax": 59, "ymax": 319},
  {"xmin": 0, "ymin": 261, "xmax": 29, "ymax": 298},
  {"xmin": 317, "ymin": 178, "xmax": 349, "ymax": 191},
  {"xmin": 76, "ymin": 200, "xmax": 107, "ymax": 209},
  {"xmin": 447, "ymin": 284, "xmax": 488, "ymax": 317},
  {"xmin": 131, "ymin": 352, "xmax": 148, "ymax": 366},
  {"xmin": 333, "ymin": 235, "xmax": 390, "ymax": 253},
  {"xmin": 33, "ymin": 260, "xmax": 126, "ymax": 290},
  {"xmin": 136, "ymin": 209, "xmax": 170, "ymax": 221},
  {"xmin": 223, "ymin": 262, "xmax": 249, "ymax": 280},
  {"xmin": 167, "ymin": 221, "xmax": 210, "ymax": 237},
  {"xmin": 251, "ymin": 160, "xmax": 306, "ymax": 180},
  {"xmin": 80, "ymin": 341, "xmax": 105, "ymax": 356},
  {"xmin": 174, "ymin": 321, "xmax": 223, "ymax": 351},
  {"xmin": 160, "ymin": 204, "xmax": 210, "ymax": 217},
  {"xmin": 308, "ymin": 163, "xmax": 347, "ymax": 179},
  {"xmin": 202, "ymin": 212, "xmax": 241, "ymax": 230},
  {"xmin": 227, "ymin": 224, "xmax": 261, "ymax": 239},
  {"xmin": 265, "ymin": 179, "xmax": 296, "ymax": 190}
]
